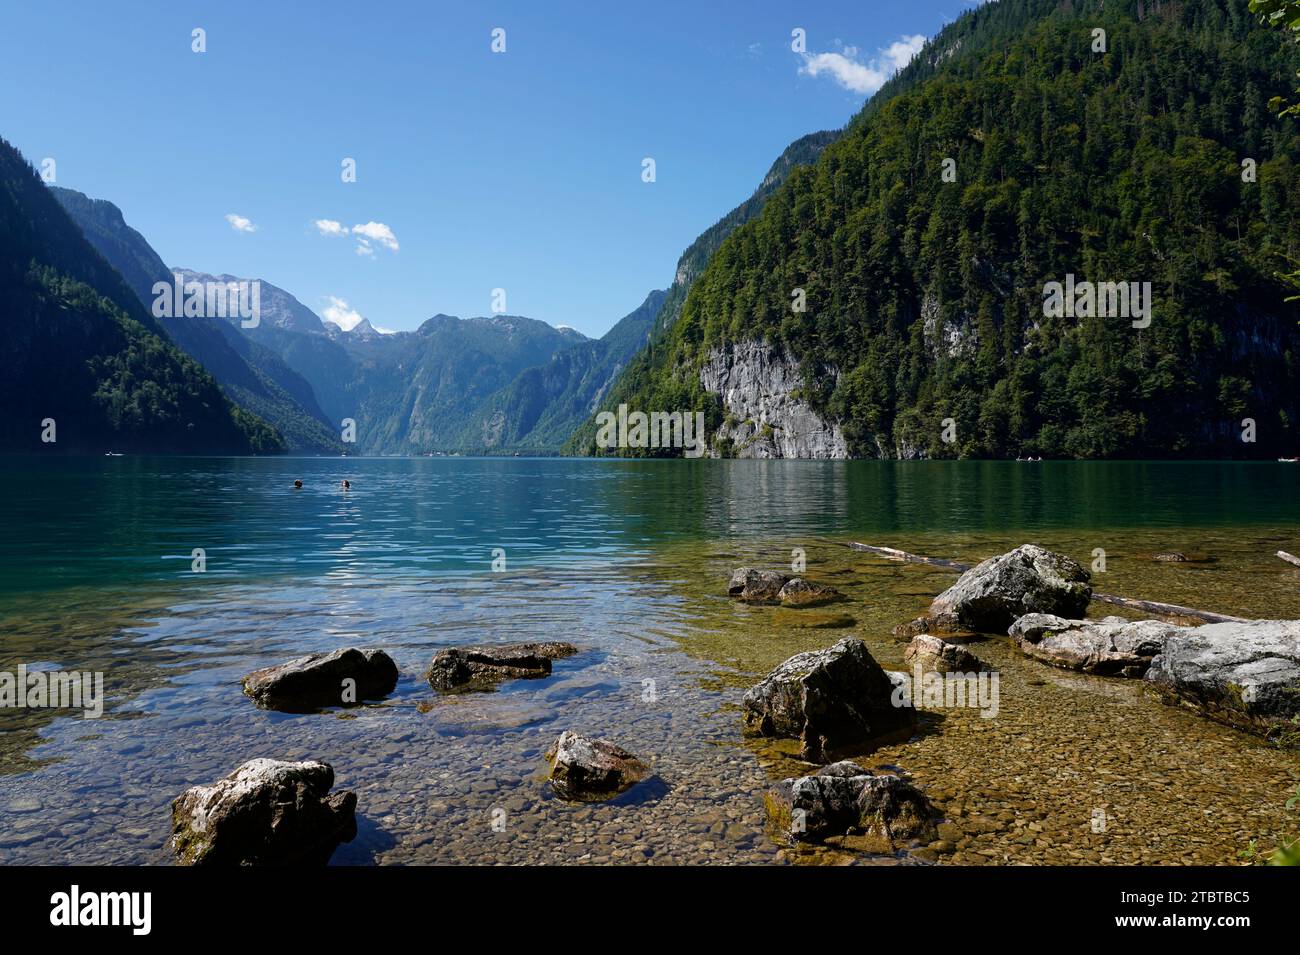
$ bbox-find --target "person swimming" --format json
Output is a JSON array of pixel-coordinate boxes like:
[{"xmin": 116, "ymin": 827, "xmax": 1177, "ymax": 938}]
[
  {"xmin": 293, "ymin": 479, "xmax": 303, "ymax": 489},
  {"xmin": 342, "ymin": 480, "xmax": 351, "ymax": 490}
]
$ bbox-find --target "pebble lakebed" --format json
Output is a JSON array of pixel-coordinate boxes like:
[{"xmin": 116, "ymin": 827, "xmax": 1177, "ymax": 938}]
[{"xmin": 1, "ymin": 528, "xmax": 1298, "ymax": 865}]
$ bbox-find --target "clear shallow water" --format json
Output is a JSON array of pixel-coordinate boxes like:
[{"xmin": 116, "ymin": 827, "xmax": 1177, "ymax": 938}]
[{"xmin": 0, "ymin": 457, "xmax": 1297, "ymax": 865}]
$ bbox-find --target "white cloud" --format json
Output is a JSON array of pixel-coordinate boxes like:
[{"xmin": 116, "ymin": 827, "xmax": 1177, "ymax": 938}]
[
  {"xmin": 350, "ymin": 221, "xmax": 399, "ymax": 252},
  {"xmin": 225, "ymin": 213, "xmax": 257, "ymax": 233},
  {"xmin": 314, "ymin": 219, "xmax": 348, "ymax": 237},
  {"xmin": 321, "ymin": 295, "xmax": 366, "ymax": 331},
  {"xmin": 312, "ymin": 218, "xmax": 398, "ymax": 255},
  {"xmin": 799, "ymin": 34, "xmax": 926, "ymax": 95}
]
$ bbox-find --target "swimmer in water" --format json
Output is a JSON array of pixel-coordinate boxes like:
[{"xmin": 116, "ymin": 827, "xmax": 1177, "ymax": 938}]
[
  {"xmin": 342, "ymin": 480, "xmax": 351, "ymax": 490},
  {"xmin": 293, "ymin": 480, "xmax": 303, "ymax": 489}
]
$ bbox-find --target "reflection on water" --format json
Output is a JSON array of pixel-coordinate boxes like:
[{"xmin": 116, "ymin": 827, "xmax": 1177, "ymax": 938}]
[{"xmin": 0, "ymin": 457, "xmax": 1296, "ymax": 864}]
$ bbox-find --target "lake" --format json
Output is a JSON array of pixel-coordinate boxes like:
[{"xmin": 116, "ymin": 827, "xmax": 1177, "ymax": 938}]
[{"xmin": 1, "ymin": 457, "xmax": 1298, "ymax": 864}]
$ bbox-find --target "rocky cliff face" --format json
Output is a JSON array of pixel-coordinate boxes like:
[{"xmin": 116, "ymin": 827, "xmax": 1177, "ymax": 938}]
[{"xmin": 699, "ymin": 341, "xmax": 847, "ymax": 458}]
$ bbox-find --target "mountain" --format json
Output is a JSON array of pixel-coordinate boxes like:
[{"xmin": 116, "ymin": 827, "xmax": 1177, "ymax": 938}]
[
  {"xmin": 52, "ymin": 190, "xmax": 342, "ymax": 453},
  {"xmin": 456, "ymin": 289, "xmax": 668, "ymax": 452},
  {"xmin": 0, "ymin": 138, "xmax": 280, "ymax": 454},
  {"xmin": 562, "ymin": 129, "xmax": 839, "ymax": 454},
  {"xmin": 579, "ymin": 0, "xmax": 1300, "ymax": 459},
  {"xmin": 181, "ymin": 272, "xmax": 594, "ymax": 453}
]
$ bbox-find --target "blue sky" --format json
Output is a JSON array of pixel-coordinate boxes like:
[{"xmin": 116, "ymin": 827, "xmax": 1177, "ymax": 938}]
[{"xmin": 2, "ymin": 0, "xmax": 984, "ymax": 337}]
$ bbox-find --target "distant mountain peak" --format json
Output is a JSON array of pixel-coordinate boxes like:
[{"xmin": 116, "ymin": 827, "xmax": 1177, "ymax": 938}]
[{"xmin": 173, "ymin": 267, "xmax": 328, "ymax": 335}]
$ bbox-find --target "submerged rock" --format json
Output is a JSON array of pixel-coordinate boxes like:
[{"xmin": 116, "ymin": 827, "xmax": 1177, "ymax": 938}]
[
  {"xmin": 170, "ymin": 759, "xmax": 356, "ymax": 866},
  {"xmin": 909, "ymin": 545, "xmax": 1091, "ymax": 635},
  {"xmin": 1009, "ymin": 613, "xmax": 1179, "ymax": 677},
  {"xmin": 1152, "ymin": 552, "xmax": 1188, "ymax": 562},
  {"xmin": 427, "ymin": 642, "xmax": 578, "ymax": 692},
  {"xmin": 728, "ymin": 567, "xmax": 790, "ymax": 602},
  {"xmin": 546, "ymin": 731, "xmax": 648, "ymax": 801},
  {"xmin": 742, "ymin": 637, "xmax": 915, "ymax": 763},
  {"xmin": 1146, "ymin": 620, "xmax": 1300, "ymax": 737},
  {"xmin": 904, "ymin": 635, "xmax": 989, "ymax": 673},
  {"xmin": 891, "ymin": 611, "xmax": 972, "ymax": 641},
  {"xmin": 776, "ymin": 577, "xmax": 844, "ymax": 607},
  {"xmin": 765, "ymin": 761, "xmax": 937, "ymax": 846},
  {"xmin": 728, "ymin": 568, "xmax": 844, "ymax": 606},
  {"xmin": 242, "ymin": 648, "xmax": 398, "ymax": 712}
]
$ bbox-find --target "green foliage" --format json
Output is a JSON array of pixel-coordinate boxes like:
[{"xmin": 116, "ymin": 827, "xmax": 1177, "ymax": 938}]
[
  {"xmin": 1251, "ymin": 0, "xmax": 1300, "ymax": 115},
  {"xmin": 592, "ymin": 0, "xmax": 1300, "ymax": 459}
]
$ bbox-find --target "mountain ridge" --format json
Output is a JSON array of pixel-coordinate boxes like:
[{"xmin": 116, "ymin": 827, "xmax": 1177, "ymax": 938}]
[{"xmin": 0, "ymin": 140, "xmax": 280, "ymax": 454}]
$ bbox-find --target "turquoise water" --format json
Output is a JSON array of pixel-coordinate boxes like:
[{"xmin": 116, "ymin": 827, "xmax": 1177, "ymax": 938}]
[
  {"xmin": 0, "ymin": 457, "xmax": 1297, "ymax": 865},
  {"xmin": 3, "ymin": 457, "xmax": 1298, "ymax": 595}
]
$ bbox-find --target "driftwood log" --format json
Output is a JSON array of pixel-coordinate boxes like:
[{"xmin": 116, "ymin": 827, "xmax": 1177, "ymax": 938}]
[
  {"xmin": 848, "ymin": 542, "xmax": 1247, "ymax": 625},
  {"xmin": 846, "ymin": 543, "xmax": 972, "ymax": 572},
  {"xmin": 1278, "ymin": 550, "xmax": 1300, "ymax": 569}
]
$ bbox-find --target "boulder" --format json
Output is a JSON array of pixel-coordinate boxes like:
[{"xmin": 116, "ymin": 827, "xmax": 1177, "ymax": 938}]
[
  {"xmin": 242, "ymin": 648, "xmax": 398, "ymax": 712},
  {"xmin": 1145, "ymin": 620, "xmax": 1300, "ymax": 737},
  {"xmin": 742, "ymin": 637, "xmax": 915, "ymax": 762},
  {"xmin": 1009, "ymin": 613, "xmax": 1180, "ymax": 677},
  {"xmin": 904, "ymin": 635, "xmax": 989, "ymax": 673},
  {"xmin": 728, "ymin": 567, "xmax": 790, "ymax": 602},
  {"xmin": 765, "ymin": 761, "xmax": 937, "ymax": 846},
  {"xmin": 170, "ymin": 759, "xmax": 356, "ymax": 866},
  {"xmin": 922, "ymin": 545, "xmax": 1091, "ymax": 634},
  {"xmin": 777, "ymin": 577, "xmax": 844, "ymax": 607},
  {"xmin": 427, "ymin": 642, "xmax": 577, "ymax": 692},
  {"xmin": 546, "ymin": 731, "xmax": 648, "ymax": 801}
]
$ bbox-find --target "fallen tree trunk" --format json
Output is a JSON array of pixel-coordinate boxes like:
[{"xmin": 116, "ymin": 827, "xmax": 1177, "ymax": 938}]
[
  {"xmin": 846, "ymin": 543, "xmax": 972, "ymax": 572},
  {"xmin": 847, "ymin": 541, "xmax": 1248, "ymax": 625},
  {"xmin": 1088, "ymin": 593, "xmax": 1246, "ymax": 624},
  {"xmin": 1278, "ymin": 550, "xmax": 1300, "ymax": 568}
]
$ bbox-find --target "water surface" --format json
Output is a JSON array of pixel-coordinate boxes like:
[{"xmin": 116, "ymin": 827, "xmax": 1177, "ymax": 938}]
[{"xmin": 0, "ymin": 457, "xmax": 1297, "ymax": 864}]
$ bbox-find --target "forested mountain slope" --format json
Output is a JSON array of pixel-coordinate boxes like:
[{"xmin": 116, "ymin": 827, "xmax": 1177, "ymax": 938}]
[
  {"xmin": 54, "ymin": 190, "xmax": 342, "ymax": 453},
  {"xmin": 0, "ymin": 139, "xmax": 280, "ymax": 454},
  {"xmin": 575, "ymin": 0, "xmax": 1300, "ymax": 459}
]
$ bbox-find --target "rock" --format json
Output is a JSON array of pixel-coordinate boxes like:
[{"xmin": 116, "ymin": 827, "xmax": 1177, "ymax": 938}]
[
  {"xmin": 1145, "ymin": 620, "xmax": 1300, "ymax": 736},
  {"xmin": 764, "ymin": 761, "xmax": 938, "ymax": 846},
  {"xmin": 1009, "ymin": 613, "xmax": 1180, "ymax": 677},
  {"xmin": 923, "ymin": 545, "xmax": 1091, "ymax": 634},
  {"xmin": 742, "ymin": 637, "xmax": 916, "ymax": 762},
  {"xmin": 700, "ymin": 341, "xmax": 849, "ymax": 458},
  {"xmin": 1152, "ymin": 552, "xmax": 1188, "ymax": 562},
  {"xmin": 891, "ymin": 611, "xmax": 973, "ymax": 641},
  {"xmin": 728, "ymin": 567, "xmax": 790, "ymax": 602},
  {"xmin": 777, "ymin": 577, "xmax": 844, "ymax": 607},
  {"xmin": 170, "ymin": 759, "xmax": 356, "ymax": 866},
  {"xmin": 427, "ymin": 642, "xmax": 578, "ymax": 692},
  {"xmin": 904, "ymin": 635, "xmax": 989, "ymax": 672},
  {"xmin": 546, "ymin": 731, "xmax": 648, "ymax": 801},
  {"xmin": 242, "ymin": 648, "xmax": 398, "ymax": 712}
]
